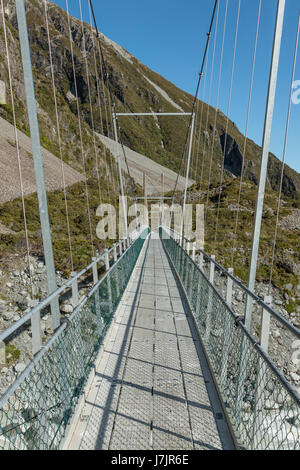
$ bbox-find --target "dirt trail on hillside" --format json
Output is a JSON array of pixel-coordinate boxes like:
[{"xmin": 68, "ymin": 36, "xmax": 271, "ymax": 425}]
[
  {"xmin": 0, "ymin": 116, "xmax": 84, "ymax": 205},
  {"xmin": 97, "ymin": 133, "xmax": 194, "ymax": 196}
]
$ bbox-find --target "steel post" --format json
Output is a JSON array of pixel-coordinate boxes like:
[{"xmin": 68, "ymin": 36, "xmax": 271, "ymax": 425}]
[
  {"xmin": 205, "ymin": 255, "xmax": 215, "ymax": 340},
  {"xmin": 192, "ymin": 243, "xmax": 196, "ymax": 261},
  {"xmin": 161, "ymin": 173, "xmax": 164, "ymax": 226},
  {"xmin": 113, "ymin": 244, "xmax": 117, "ymax": 263},
  {"xmin": 16, "ymin": 0, "xmax": 60, "ymax": 329},
  {"xmin": 71, "ymin": 271, "xmax": 79, "ymax": 308},
  {"xmin": 92, "ymin": 257, "xmax": 101, "ymax": 319},
  {"xmin": 252, "ymin": 296, "xmax": 273, "ymax": 449},
  {"xmin": 181, "ymin": 112, "xmax": 195, "ymax": 239},
  {"xmin": 31, "ymin": 309, "xmax": 42, "ymax": 356},
  {"xmin": 105, "ymin": 250, "xmax": 113, "ymax": 312},
  {"xmin": 245, "ymin": 0, "xmax": 285, "ymax": 329},
  {"xmin": 221, "ymin": 268, "xmax": 234, "ymax": 385},
  {"xmin": 113, "ymin": 113, "xmax": 127, "ymax": 238},
  {"xmin": 0, "ymin": 341, "xmax": 5, "ymax": 365},
  {"xmin": 237, "ymin": 0, "xmax": 285, "ymax": 431}
]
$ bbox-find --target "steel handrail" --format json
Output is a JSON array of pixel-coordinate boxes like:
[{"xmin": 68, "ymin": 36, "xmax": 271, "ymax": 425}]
[
  {"xmin": 0, "ymin": 226, "xmax": 148, "ymax": 342},
  {"xmin": 162, "ymin": 225, "xmax": 300, "ymax": 338}
]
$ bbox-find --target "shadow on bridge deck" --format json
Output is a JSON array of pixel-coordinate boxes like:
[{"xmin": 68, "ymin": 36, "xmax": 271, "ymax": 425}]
[{"xmin": 66, "ymin": 235, "xmax": 235, "ymax": 450}]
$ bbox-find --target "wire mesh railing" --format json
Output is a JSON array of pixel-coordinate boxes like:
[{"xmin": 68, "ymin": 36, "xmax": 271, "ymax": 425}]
[
  {"xmin": 159, "ymin": 227, "xmax": 300, "ymax": 450},
  {"xmin": 0, "ymin": 228, "xmax": 149, "ymax": 450}
]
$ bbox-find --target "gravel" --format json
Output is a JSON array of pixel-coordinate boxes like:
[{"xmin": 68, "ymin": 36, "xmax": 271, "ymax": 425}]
[
  {"xmin": 0, "ymin": 116, "xmax": 84, "ymax": 206},
  {"xmin": 97, "ymin": 133, "xmax": 194, "ymax": 195}
]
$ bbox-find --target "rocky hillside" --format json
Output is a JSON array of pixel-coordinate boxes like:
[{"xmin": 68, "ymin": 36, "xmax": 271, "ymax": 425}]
[
  {"xmin": 1, "ymin": 0, "xmax": 300, "ymax": 199},
  {"xmin": 0, "ymin": 116, "xmax": 84, "ymax": 204},
  {"xmin": 0, "ymin": 0, "xmax": 299, "ymax": 291}
]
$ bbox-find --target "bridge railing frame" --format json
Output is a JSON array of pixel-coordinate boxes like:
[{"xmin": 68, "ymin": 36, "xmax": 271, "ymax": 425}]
[
  {"xmin": 164, "ymin": 226, "xmax": 299, "ymax": 338},
  {"xmin": 0, "ymin": 226, "xmax": 147, "ymax": 355},
  {"xmin": 160, "ymin": 226, "xmax": 300, "ymax": 450},
  {"xmin": 0, "ymin": 226, "xmax": 149, "ymax": 450}
]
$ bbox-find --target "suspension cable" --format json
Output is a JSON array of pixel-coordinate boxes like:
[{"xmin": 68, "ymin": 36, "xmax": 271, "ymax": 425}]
[
  {"xmin": 199, "ymin": 1, "xmax": 220, "ymax": 193},
  {"xmin": 199, "ymin": 3, "xmax": 220, "ymax": 193},
  {"xmin": 89, "ymin": 0, "xmax": 218, "ymax": 207},
  {"xmin": 43, "ymin": 0, "xmax": 74, "ymax": 271},
  {"xmin": 118, "ymin": 125, "xmax": 139, "ymax": 213},
  {"xmin": 88, "ymin": 0, "xmax": 117, "ymax": 204},
  {"xmin": 171, "ymin": 0, "xmax": 219, "ymax": 202},
  {"xmin": 205, "ymin": 0, "xmax": 229, "ymax": 219},
  {"xmin": 196, "ymin": 42, "xmax": 210, "ymax": 190},
  {"xmin": 190, "ymin": 86, "xmax": 201, "ymax": 181},
  {"xmin": 231, "ymin": 0, "xmax": 261, "ymax": 266},
  {"xmin": 214, "ymin": 0, "xmax": 241, "ymax": 244},
  {"xmin": 268, "ymin": 13, "xmax": 300, "ymax": 292},
  {"xmin": 87, "ymin": 1, "xmax": 111, "ymax": 199},
  {"xmin": 88, "ymin": 0, "xmax": 116, "ymax": 139},
  {"xmin": 1, "ymin": 0, "xmax": 33, "ymax": 293},
  {"xmin": 89, "ymin": 0, "xmax": 125, "ymax": 204},
  {"xmin": 118, "ymin": 127, "xmax": 133, "ymax": 184},
  {"xmin": 65, "ymin": 0, "xmax": 95, "ymax": 257},
  {"xmin": 78, "ymin": 0, "xmax": 102, "ymax": 207},
  {"xmin": 117, "ymin": 126, "xmax": 129, "ymax": 195},
  {"xmin": 200, "ymin": 0, "xmax": 220, "ymax": 191}
]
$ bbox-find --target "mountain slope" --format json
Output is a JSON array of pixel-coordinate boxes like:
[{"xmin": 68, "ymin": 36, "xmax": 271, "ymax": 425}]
[
  {"xmin": 1, "ymin": 0, "xmax": 299, "ymax": 199},
  {"xmin": 0, "ymin": 0, "xmax": 299, "ymax": 294},
  {"xmin": 98, "ymin": 133, "xmax": 193, "ymax": 195},
  {"xmin": 0, "ymin": 116, "xmax": 84, "ymax": 204}
]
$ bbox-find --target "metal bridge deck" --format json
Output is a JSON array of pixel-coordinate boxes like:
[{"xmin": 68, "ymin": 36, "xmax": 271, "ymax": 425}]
[{"xmin": 67, "ymin": 236, "xmax": 233, "ymax": 450}]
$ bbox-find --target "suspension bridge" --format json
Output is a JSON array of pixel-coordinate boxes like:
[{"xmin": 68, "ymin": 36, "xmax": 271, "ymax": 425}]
[{"xmin": 0, "ymin": 0, "xmax": 299, "ymax": 451}]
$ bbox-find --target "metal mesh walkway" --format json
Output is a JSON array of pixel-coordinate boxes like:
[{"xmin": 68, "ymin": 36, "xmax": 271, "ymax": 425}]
[{"xmin": 67, "ymin": 235, "xmax": 233, "ymax": 450}]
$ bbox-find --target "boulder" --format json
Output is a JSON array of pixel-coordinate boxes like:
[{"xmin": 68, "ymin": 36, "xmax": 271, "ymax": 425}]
[
  {"xmin": 15, "ymin": 295, "xmax": 28, "ymax": 310},
  {"xmin": 284, "ymin": 283, "xmax": 294, "ymax": 292},
  {"xmin": 61, "ymin": 304, "xmax": 73, "ymax": 314},
  {"xmin": 290, "ymin": 372, "xmax": 300, "ymax": 382},
  {"xmin": 2, "ymin": 311, "xmax": 14, "ymax": 321},
  {"xmin": 14, "ymin": 363, "xmax": 26, "ymax": 375}
]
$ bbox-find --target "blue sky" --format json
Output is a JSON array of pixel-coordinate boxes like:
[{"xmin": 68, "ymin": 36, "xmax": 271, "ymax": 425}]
[{"xmin": 53, "ymin": 0, "xmax": 300, "ymax": 173}]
